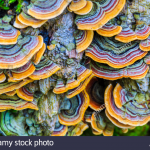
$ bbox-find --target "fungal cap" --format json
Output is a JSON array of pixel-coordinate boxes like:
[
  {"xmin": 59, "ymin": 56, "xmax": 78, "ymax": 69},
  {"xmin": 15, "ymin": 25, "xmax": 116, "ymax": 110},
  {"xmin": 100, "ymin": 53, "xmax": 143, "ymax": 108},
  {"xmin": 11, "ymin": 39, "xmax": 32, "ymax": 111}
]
[
  {"xmin": 0, "ymin": 24, "xmax": 21, "ymax": 45},
  {"xmin": 47, "ymin": 44, "xmax": 56, "ymax": 50},
  {"xmin": 69, "ymin": 0, "xmax": 87, "ymax": 11},
  {"xmin": 29, "ymin": 58, "xmax": 60, "ymax": 80},
  {"xmin": 92, "ymin": 129, "xmax": 103, "ymax": 135},
  {"xmin": 13, "ymin": 16, "xmax": 28, "ymax": 29},
  {"xmin": 8, "ymin": 61, "xmax": 35, "ymax": 82},
  {"xmin": 77, "ymin": 65, "xmax": 92, "ymax": 83},
  {"xmin": 105, "ymin": 109, "xmax": 133, "ymax": 129},
  {"xmin": 18, "ymin": 12, "xmax": 47, "ymax": 28},
  {"xmin": 91, "ymin": 113, "xmax": 103, "ymax": 133},
  {"xmin": 135, "ymin": 23, "xmax": 150, "ymax": 40},
  {"xmin": 96, "ymin": 23, "xmax": 122, "ymax": 37},
  {"xmin": 74, "ymin": 1, "xmax": 93, "ymax": 15},
  {"xmin": 5, "ymin": 90, "xmax": 16, "ymax": 96},
  {"xmin": 16, "ymin": 86, "xmax": 33, "ymax": 102},
  {"xmin": 71, "ymin": 121, "xmax": 89, "ymax": 136},
  {"xmin": 86, "ymin": 35, "xmax": 147, "ymax": 69},
  {"xmin": 113, "ymin": 83, "xmax": 124, "ymax": 108},
  {"xmin": 75, "ymin": 0, "xmax": 126, "ymax": 30},
  {"xmin": 0, "ymin": 35, "xmax": 43, "ymax": 69},
  {"xmin": 28, "ymin": 0, "xmax": 72, "ymax": 20},
  {"xmin": 51, "ymin": 125, "xmax": 68, "ymax": 136},
  {"xmin": 75, "ymin": 30, "xmax": 94, "ymax": 53},
  {"xmin": 59, "ymin": 90, "xmax": 90, "ymax": 126},
  {"xmin": 86, "ymin": 76, "xmax": 105, "ymax": 111},
  {"xmin": 115, "ymin": 27, "xmax": 137, "ymax": 43},
  {"xmin": 0, "ymin": 94, "xmax": 38, "ymax": 111},
  {"xmin": 66, "ymin": 78, "xmax": 80, "ymax": 91},
  {"xmin": 33, "ymin": 43, "xmax": 46, "ymax": 65},
  {"xmin": 104, "ymin": 84, "xmax": 145, "ymax": 126},
  {"xmin": 140, "ymin": 37, "xmax": 150, "ymax": 51},
  {"xmin": 0, "ymin": 71, "xmax": 6, "ymax": 83},
  {"xmin": 90, "ymin": 60, "xmax": 149, "ymax": 80},
  {"xmin": 0, "ymin": 78, "xmax": 33, "ymax": 94},
  {"xmin": 67, "ymin": 73, "xmax": 94, "ymax": 99},
  {"xmin": 53, "ymin": 79, "xmax": 67, "ymax": 94}
]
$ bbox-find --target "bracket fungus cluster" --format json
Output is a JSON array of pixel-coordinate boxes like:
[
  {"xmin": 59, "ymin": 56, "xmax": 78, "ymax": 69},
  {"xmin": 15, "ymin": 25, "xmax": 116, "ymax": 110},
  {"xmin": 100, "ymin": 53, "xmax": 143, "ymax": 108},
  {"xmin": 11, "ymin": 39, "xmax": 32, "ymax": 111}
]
[{"xmin": 0, "ymin": 0, "xmax": 150, "ymax": 137}]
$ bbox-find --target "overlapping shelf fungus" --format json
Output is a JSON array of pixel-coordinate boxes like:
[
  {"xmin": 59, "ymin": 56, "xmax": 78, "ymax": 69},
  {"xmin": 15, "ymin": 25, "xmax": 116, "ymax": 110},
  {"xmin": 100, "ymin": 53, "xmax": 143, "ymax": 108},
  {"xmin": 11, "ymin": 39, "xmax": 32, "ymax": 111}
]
[{"xmin": 0, "ymin": 0, "xmax": 150, "ymax": 136}]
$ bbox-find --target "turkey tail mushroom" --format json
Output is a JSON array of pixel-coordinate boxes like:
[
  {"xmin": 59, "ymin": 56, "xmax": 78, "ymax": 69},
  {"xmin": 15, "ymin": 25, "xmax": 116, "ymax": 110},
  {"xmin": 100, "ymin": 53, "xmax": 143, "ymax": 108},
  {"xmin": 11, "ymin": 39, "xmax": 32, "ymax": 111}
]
[
  {"xmin": 7, "ymin": 61, "xmax": 35, "ymax": 82},
  {"xmin": 17, "ymin": 12, "xmax": 48, "ymax": 28},
  {"xmin": 74, "ymin": 30, "xmax": 94, "ymax": 53},
  {"xmin": 96, "ymin": 21, "xmax": 122, "ymax": 37},
  {"xmin": 75, "ymin": 0, "xmax": 126, "ymax": 30},
  {"xmin": 16, "ymin": 86, "xmax": 34, "ymax": 102},
  {"xmin": 74, "ymin": 1, "xmax": 93, "ymax": 15},
  {"xmin": 0, "ymin": 35, "xmax": 43, "ymax": 69},
  {"xmin": 86, "ymin": 34, "xmax": 147, "ymax": 68},
  {"xmin": 105, "ymin": 83, "xmax": 150, "ymax": 126},
  {"xmin": 27, "ymin": 0, "xmax": 72, "ymax": 20},
  {"xmin": 90, "ymin": 59, "xmax": 149, "ymax": 80},
  {"xmin": 0, "ymin": 17, "xmax": 21, "ymax": 45},
  {"xmin": 59, "ymin": 90, "xmax": 89, "ymax": 126}
]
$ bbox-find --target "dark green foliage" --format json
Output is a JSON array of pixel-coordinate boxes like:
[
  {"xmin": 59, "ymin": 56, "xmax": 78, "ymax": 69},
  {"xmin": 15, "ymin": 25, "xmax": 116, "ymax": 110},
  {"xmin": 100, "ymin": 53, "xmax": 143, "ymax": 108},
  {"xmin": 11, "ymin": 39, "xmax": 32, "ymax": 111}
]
[
  {"xmin": 114, "ymin": 125, "xmax": 149, "ymax": 136},
  {"xmin": 0, "ymin": 0, "xmax": 9, "ymax": 10},
  {"xmin": 82, "ymin": 125, "xmax": 149, "ymax": 136},
  {"xmin": 0, "ymin": 0, "xmax": 23, "ymax": 12},
  {"xmin": 13, "ymin": 0, "xmax": 23, "ymax": 13}
]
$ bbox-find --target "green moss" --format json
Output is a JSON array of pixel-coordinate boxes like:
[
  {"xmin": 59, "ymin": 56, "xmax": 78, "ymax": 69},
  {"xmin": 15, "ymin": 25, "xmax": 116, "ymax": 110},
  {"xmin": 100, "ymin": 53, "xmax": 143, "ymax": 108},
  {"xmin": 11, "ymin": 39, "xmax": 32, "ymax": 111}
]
[
  {"xmin": 15, "ymin": 0, "xmax": 23, "ymax": 13},
  {"xmin": 114, "ymin": 125, "xmax": 149, "ymax": 136},
  {"xmin": 0, "ymin": 0, "xmax": 23, "ymax": 12},
  {"xmin": 0, "ymin": 0, "xmax": 9, "ymax": 10}
]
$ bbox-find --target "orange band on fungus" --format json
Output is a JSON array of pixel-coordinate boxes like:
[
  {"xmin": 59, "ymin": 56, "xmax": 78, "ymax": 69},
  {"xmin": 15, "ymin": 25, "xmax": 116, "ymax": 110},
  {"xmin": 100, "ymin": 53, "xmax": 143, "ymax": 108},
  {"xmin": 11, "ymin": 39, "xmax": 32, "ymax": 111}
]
[
  {"xmin": 90, "ymin": 59, "xmax": 149, "ymax": 80},
  {"xmin": 66, "ymin": 73, "xmax": 94, "ymax": 99},
  {"xmin": 18, "ymin": 12, "xmax": 47, "ymax": 28},
  {"xmin": 75, "ymin": 0, "xmax": 126, "ymax": 30},
  {"xmin": 113, "ymin": 83, "xmax": 124, "ymax": 108},
  {"xmin": 0, "ymin": 35, "xmax": 43, "ymax": 69},
  {"xmin": 66, "ymin": 78, "xmax": 80, "ymax": 91},
  {"xmin": 53, "ymin": 78, "xmax": 67, "ymax": 94},
  {"xmin": 140, "ymin": 36, "xmax": 150, "ymax": 51},
  {"xmin": 74, "ymin": 1, "xmax": 93, "ymax": 15},
  {"xmin": 0, "ymin": 71, "xmax": 6, "ymax": 83},
  {"xmin": 96, "ymin": 22, "xmax": 122, "ymax": 37},
  {"xmin": 92, "ymin": 129, "xmax": 103, "ymax": 135},
  {"xmin": 28, "ymin": 0, "xmax": 72, "ymax": 20},
  {"xmin": 77, "ymin": 65, "xmax": 92, "ymax": 83},
  {"xmin": 86, "ymin": 34, "xmax": 147, "ymax": 69},
  {"xmin": 75, "ymin": 30, "xmax": 94, "ymax": 53},
  {"xmin": 17, "ymin": 86, "xmax": 33, "ymax": 102},
  {"xmin": 0, "ymin": 94, "xmax": 38, "ymax": 111},
  {"xmin": 51, "ymin": 125, "xmax": 68, "ymax": 136},
  {"xmin": 91, "ymin": 113, "xmax": 103, "ymax": 133},
  {"xmin": 104, "ymin": 84, "xmax": 150, "ymax": 126},
  {"xmin": 13, "ymin": 16, "xmax": 28, "ymax": 29},
  {"xmin": 0, "ymin": 26, "xmax": 21, "ymax": 45},
  {"xmin": 69, "ymin": 0, "xmax": 87, "ymax": 11},
  {"xmin": 8, "ymin": 61, "xmax": 35, "ymax": 82},
  {"xmin": 59, "ymin": 90, "xmax": 90, "ymax": 126},
  {"xmin": 0, "ymin": 78, "xmax": 33, "ymax": 94},
  {"xmin": 33, "ymin": 43, "xmax": 46, "ymax": 65},
  {"xmin": 71, "ymin": 121, "xmax": 89, "ymax": 136},
  {"xmin": 47, "ymin": 44, "xmax": 56, "ymax": 51},
  {"xmin": 105, "ymin": 109, "xmax": 133, "ymax": 129},
  {"xmin": 5, "ymin": 90, "xmax": 16, "ymax": 96},
  {"xmin": 29, "ymin": 57, "xmax": 60, "ymax": 80}
]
